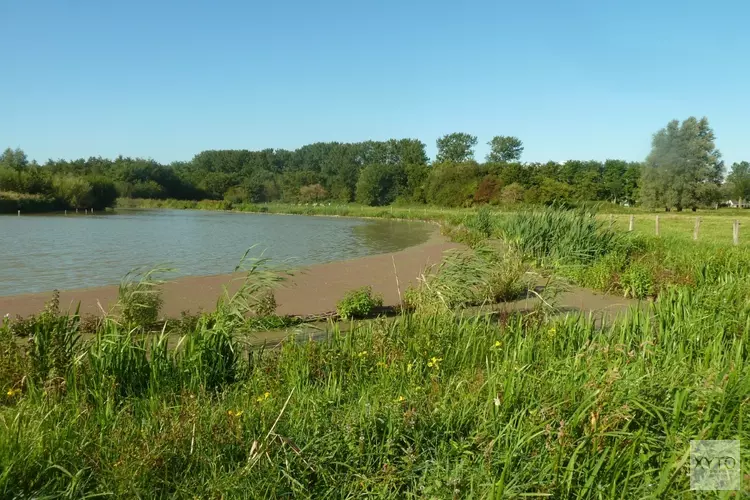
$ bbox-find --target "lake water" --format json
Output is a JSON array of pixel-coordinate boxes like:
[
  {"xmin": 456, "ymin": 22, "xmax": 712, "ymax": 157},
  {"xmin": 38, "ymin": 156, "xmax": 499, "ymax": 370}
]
[{"xmin": 0, "ymin": 210, "xmax": 433, "ymax": 296}]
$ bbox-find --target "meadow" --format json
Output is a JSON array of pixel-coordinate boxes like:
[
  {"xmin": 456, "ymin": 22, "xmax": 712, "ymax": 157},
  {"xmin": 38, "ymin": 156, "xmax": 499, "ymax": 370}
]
[{"xmin": 1, "ymin": 206, "xmax": 748, "ymax": 497}]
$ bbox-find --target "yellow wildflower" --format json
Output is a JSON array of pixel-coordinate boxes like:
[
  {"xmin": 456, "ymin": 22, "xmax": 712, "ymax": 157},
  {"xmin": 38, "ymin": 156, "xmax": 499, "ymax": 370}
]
[
  {"xmin": 494, "ymin": 340, "xmax": 502, "ymax": 348},
  {"xmin": 427, "ymin": 356, "xmax": 443, "ymax": 369},
  {"xmin": 228, "ymin": 409, "xmax": 244, "ymax": 417},
  {"xmin": 256, "ymin": 392, "xmax": 271, "ymax": 402},
  {"xmin": 395, "ymin": 395, "xmax": 405, "ymax": 403},
  {"xmin": 357, "ymin": 351, "xmax": 368, "ymax": 358},
  {"xmin": 6, "ymin": 388, "xmax": 20, "ymax": 397}
]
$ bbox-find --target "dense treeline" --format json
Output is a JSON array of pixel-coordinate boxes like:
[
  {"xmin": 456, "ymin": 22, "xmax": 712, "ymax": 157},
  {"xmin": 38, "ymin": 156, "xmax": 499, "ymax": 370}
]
[{"xmin": 3, "ymin": 120, "xmax": 749, "ymax": 212}]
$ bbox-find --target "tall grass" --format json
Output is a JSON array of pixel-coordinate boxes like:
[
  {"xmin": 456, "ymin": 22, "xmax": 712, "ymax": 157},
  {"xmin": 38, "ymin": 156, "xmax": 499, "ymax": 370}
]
[
  {"xmin": 498, "ymin": 204, "xmax": 623, "ymax": 266},
  {"xmin": 404, "ymin": 242, "xmax": 531, "ymax": 315},
  {"xmin": 1, "ymin": 286, "xmax": 747, "ymax": 497},
  {"xmin": 1, "ymin": 207, "xmax": 749, "ymax": 496}
]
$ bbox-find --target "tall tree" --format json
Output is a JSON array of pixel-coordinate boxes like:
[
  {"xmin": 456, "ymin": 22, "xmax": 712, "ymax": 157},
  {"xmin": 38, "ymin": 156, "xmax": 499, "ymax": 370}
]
[
  {"xmin": 0, "ymin": 147, "xmax": 29, "ymax": 172},
  {"xmin": 435, "ymin": 133, "xmax": 477, "ymax": 163},
  {"xmin": 486, "ymin": 136, "xmax": 523, "ymax": 162},
  {"xmin": 640, "ymin": 117, "xmax": 722, "ymax": 211},
  {"xmin": 726, "ymin": 161, "xmax": 750, "ymax": 208}
]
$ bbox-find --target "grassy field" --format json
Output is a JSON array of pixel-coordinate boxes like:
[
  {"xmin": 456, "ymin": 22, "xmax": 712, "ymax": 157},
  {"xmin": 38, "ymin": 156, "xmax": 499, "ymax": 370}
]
[
  {"xmin": 1, "ymin": 205, "xmax": 748, "ymax": 497},
  {"xmin": 117, "ymin": 197, "xmax": 750, "ymax": 246}
]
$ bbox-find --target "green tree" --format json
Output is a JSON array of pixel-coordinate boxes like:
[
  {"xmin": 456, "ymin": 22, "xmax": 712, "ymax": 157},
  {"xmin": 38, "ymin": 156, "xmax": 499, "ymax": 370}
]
[
  {"xmin": 425, "ymin": 163, "xmax": 481, "ymax": 207},
  {"xmin": 53, "ymin": 176, "xmax": 93, "ymax": 208},
  {"xmin": 355, "ymin": 164, "xmax": 405, "ymax": 206},
  {"xmin": 435, "ymin": 133, "xmax": 477, "ymax": 163},
  {"xmin": 486, "ymin": 136, "xmax": 523, "ymax": 162},
  {"xmin": 0, "ymin": 147, "xmax": 29, "ymax": 172},
  {"xmin": 640, "ymin": 117, "xmax": 722, "ymax": 211},
  {"xmin": 726, "ymin": 161, "xmax": 750, "ymax": 207},
  {"xmin": 86, "ymin": 176, "xmax": 118, "ymax": 209},
  {"xmin": 404, "ymin": 163, "xmax": 430, "ymax": 202}
]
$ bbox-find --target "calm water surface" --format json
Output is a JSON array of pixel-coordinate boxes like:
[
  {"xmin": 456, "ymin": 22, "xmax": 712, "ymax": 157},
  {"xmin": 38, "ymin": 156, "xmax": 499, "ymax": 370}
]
[{"xmin": 0, "ymin": 210, "xmax": 433, "ymax": 296}]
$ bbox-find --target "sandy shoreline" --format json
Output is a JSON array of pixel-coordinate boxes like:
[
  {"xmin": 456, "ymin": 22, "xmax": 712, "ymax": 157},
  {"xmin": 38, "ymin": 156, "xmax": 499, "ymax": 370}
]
[{"xmin": 0, "ymin": 226, "xmax": 462, "ymax": 319}]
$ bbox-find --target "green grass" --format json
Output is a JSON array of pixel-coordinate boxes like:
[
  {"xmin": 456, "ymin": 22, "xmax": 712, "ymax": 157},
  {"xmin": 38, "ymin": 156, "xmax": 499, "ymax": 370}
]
[
  {"xmin": 2, "ymin": 204, "xmax": 748, "ymax": 497},
  {"xmin": 1, "ymin": 285, "xmax": 748, "ymax": 497},
  {"xmin": 604, "ymin": 212, "xmax": 750, "ymax": 247}
]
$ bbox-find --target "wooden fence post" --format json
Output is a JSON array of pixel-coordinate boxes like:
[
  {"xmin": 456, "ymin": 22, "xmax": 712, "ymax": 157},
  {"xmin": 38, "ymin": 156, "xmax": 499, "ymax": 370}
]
[
  {"xmin": 693, "ymin": 217, "xmax": 701, "ymax": 241},
  {"xmin": 655, "ymin": 215, "xmax": 660, "ymax": 236},
  {"xmin": 733, "ymin": 220, "xmax": 740, "ymax": 245},
  {"xmin": 629, "ymin": 215, "xmax": 634, "ymax": 232}
]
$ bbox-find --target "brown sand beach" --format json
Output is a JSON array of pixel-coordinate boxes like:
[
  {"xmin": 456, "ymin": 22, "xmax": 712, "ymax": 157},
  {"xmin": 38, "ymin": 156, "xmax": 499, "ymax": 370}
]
[
  {"xmin": 0, "ymin": 223, "xmax": 639, "ymax": 323},
  {"xmin": 0, "ymin": 227, "xmax": 462, "ymax": 320}
]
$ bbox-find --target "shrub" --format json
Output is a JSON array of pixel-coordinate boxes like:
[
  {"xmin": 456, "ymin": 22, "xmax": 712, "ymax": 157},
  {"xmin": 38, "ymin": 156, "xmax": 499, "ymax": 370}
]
[
  {"xmin": 337, "ymin": 287, "xmax": 383, "ymax": 319},
  {"xmin": 574, "ymin": 251, "xmax": 628, "ymax": 293},
  {"xmin": 473, "ymin": 175, "xmax": 501, "ymax": 204},
  {"xmin": 85, "ymin": 176, "xmax": 118, "ymax": 209},
  {"xmin": 499, "ymin": 182, "xmax": 525, "ymax": 205},
  {"xmin": 620, "ymin": 262, "xmax": 655, "ymax": 299},
  {"xmin": 52, "ymin": 176, "xmax": 93, "ymax": 209},
  {"xmin": 299, "ymin": 184, "xmax": 327, "ymax": 203}
]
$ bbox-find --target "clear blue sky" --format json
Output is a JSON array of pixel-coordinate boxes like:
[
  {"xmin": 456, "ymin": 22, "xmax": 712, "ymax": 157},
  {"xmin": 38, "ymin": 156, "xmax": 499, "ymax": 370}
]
[{"xmin": 3, "ymin": 0, "xmax": 749, "ymax": 166}]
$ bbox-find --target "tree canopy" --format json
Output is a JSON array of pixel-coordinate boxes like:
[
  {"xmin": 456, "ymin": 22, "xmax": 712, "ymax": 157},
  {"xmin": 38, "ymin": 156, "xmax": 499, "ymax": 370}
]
[
  {"xmin": 726, "ymin": 161, "xmax": 750, "ymax": 207},
  {"xmin": 640, "ymin": 117, "xmax": 723, "ymax": 211},
  {"xmin": 486, "ymin": 136, "xmax": 523, "ymax": 163},
  {"xmin": 3, "ymin": 121, "xmax": 744, "ymax": 212},
  {"xmin": 435, "ymin": 133, "xmax": 478, "ymax": 163}
]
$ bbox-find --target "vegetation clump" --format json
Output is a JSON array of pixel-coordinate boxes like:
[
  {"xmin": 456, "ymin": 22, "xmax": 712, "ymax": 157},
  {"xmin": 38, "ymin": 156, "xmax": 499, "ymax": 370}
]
[{"xmin": 337, "ymin": 286, "xmax": 384, "ymax": 319}]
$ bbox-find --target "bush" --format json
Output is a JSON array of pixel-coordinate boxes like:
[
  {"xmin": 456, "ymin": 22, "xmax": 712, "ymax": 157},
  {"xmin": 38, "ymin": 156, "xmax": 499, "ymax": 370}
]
[
  {"xmin": 299, "ymin": 184, "xmax": 327, "ymax": 203},
  {"xmin": 473, "ymin": 175, "xmax": 501, "ymax": 204},
  {"xmin": 52, "ymin": 176, "xmax": 93, "ymax": 208},
  {"xmin": 86, "ymin": 176, "xmax": 118, "ymax": 209},
  {"xmin": 337, "ymin": 287, "xmax": 383, "ymax": 319},
  {"xmin": 620, "ymin": 262, "xmax": 656, "ymax": 299},
  {"xmin": 499, "ymin": 182, "xmax": 525, "ymax": 205}
]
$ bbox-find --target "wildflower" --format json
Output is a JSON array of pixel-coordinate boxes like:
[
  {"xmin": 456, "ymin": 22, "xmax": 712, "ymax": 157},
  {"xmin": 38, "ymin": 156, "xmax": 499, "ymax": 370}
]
[
  {"xmin": 256, "ymin": 392, "xmax": 271, "ymax": 402},
  {"xmin": 357, "ymin": 350, "xmax": 368, "ymax": 358},
  {"xmin": 493, "ymin": 340, "xmax": 502, "ymax": 348},
  {"xmin": 6, "ymin": 388, "xmax": 21, "ymax": 397},
  {"xmin": 548, "ymin": 327, "xmax": 557, "ymax": 336},
  {"xmin": 426, "ymin": 356, "xmax": 443, "ymax": 369},
  {"xmin": 406, "ymin": 363, "xmax": 413, "ymax": 373},
  {"xmin": 395, "ymin": 395, "xmax": 405, "ymax": 403},
  {"xmin": 228, "ymin": 409, "xmax": 244, "ymax": 417}
]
